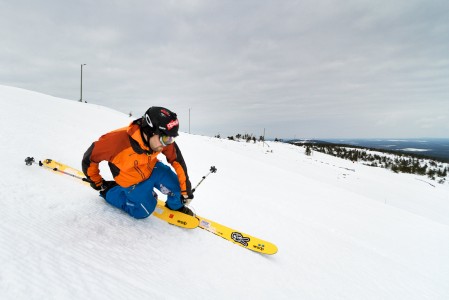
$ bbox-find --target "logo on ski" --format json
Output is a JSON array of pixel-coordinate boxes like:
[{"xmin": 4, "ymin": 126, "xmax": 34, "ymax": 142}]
[
  {"xmin": 200, "ymin": 220, "xmax": 211, "ymax": 228},
  {"xmin": 253, "ymin": 244, "xmax": 265, "ymax": 251},
  {"xmin": 231, "ymin": 232, "xmax": 250, "ymax": 247}
]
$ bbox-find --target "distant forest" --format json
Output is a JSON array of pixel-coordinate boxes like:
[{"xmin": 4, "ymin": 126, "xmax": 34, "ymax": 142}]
[{"xmin": 295, "ymin": 142, "xmax": 449, "ymax": 184}]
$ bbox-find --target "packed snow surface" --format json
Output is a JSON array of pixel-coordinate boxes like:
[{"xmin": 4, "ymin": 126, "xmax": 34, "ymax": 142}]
[{"xmin": 1, "ymin": 85, "xmax": 448, "ymax": 299}]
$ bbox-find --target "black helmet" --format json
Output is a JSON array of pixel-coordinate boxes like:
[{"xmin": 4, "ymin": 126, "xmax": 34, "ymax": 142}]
[{"xmin": 141, "ymin": 106, "xmax": 179, "ymax": 137}]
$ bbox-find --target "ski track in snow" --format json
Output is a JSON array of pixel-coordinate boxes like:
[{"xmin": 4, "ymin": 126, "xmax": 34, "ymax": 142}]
[{"xmin": 1, "ymin": 85, "xmax": 449, "ymax": 300}]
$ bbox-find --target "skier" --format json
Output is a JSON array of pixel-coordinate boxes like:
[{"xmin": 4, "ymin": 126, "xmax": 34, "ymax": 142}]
[{"xmin": 82, "ymin": 106, "xmax": 194, "ymax": 218}]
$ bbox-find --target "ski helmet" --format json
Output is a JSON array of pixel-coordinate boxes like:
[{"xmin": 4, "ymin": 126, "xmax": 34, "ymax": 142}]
[{"xmin": 141, "ymin": 106, "xmax": 179, "ymax": 137}]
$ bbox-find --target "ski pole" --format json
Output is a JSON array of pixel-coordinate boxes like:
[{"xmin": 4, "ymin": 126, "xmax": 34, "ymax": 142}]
[
  {"xmin": 192, "ymin": 166, "xmax": 217, "ymax": 193},
  {"xmin": 181, "ymin": 166, "xmax": 217, "ymax": 206},
  {"xmin": 24, "ymin": 157, "xmax": 88, "ymax": 182}
]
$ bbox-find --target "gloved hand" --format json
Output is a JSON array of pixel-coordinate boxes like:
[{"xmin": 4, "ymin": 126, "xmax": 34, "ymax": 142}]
[
  {"xmin": 89, "ymin": 179, "xmax": 105, "ymax": 191},
  {"xmin": 100, "ymin": 181, "xmax": 118, "ymax": 197},
  {"xmin": 90, "ymin": 180, "xmax": 117, "ymax": 195},
  {"xmin": 181, "ymin": 192, "xmax": 194, "ymax": 205}
]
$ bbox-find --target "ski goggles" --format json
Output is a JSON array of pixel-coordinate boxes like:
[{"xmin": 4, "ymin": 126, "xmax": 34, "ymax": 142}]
[{"xmin": 160, "ymin": 134, "xmax": 176, "ymax": 146}]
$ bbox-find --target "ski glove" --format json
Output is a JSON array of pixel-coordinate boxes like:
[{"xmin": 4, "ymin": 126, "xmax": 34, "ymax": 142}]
[
  {"xmin": 90, "ymin": 179, "xmax": 117, "ymax": 193},
  {"xmin": 181, "ymin": 193, "xmax": 194, "ymax": 205},
  {"xmin": 89, "ymin": 180, "xmax": 104, "ymax": 191},
  {"xmin": 99, "ymin": 180, "xmax": 118, "ymax": 197}
]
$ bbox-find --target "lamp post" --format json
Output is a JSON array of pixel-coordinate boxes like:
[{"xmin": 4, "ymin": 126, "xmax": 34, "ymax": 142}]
[{"xmin": 79, "ymin": 64, "xmax": 86, "ymax": 102}]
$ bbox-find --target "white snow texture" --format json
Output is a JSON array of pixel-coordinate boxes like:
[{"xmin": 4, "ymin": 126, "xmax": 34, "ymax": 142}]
[{"xmin": 1, "ymin": 85, "xmax": 448, "ymax": 299}]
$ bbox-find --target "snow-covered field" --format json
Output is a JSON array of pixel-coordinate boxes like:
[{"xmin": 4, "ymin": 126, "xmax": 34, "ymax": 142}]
[{"xmin": 1, "ymin": 85, "xmax": 448, "ymax": 299}]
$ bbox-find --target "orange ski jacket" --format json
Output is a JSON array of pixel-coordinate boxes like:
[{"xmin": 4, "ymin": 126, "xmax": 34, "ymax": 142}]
[{"xmin": 82, "ymin": 122, "xmax": 191, "ymax": 195}]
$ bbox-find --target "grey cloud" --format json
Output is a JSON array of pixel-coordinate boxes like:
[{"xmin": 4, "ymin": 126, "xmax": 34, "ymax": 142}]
[{"xmin": 1, "ymin": 0, "xmax": 448, "ymax": 138}]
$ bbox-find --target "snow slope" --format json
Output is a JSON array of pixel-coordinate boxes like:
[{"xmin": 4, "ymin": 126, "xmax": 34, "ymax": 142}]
[{"xmin": 1, "ymin": 85, "xmax": 448, "ymax": 299}]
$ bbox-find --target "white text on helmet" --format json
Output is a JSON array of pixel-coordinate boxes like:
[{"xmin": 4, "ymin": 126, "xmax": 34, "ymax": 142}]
[{"xmin": 167, "ymin": 119, "xmax": 179, "ymax": 130}]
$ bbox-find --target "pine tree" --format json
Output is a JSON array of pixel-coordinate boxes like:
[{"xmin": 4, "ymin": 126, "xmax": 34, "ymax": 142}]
[{"xmin": 305, "ymin": 146, "xmax": 312, "ymax": 156}]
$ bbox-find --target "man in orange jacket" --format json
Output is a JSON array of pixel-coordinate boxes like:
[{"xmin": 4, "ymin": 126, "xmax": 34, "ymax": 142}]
[{"xmin": 82, "ymin": 106, "xmax": 194, "ymax": 218}]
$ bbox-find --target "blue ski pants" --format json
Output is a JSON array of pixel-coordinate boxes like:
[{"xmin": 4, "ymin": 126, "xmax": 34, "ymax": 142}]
[{"xmin": 101, "ymin": 162, "xmax": 184, "ymax": 219}]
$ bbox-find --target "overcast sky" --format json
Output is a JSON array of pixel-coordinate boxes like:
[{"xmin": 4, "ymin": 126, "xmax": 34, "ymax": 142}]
[{"xmin": 1, "ymin": 0, "xmax": 448, "ymax": 139}]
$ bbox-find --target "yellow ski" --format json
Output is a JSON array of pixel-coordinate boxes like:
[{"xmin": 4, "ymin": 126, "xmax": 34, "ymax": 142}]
[
  {"xmin": 40, "ymin": 158, "xmax": 87, "ymax": 182},
  {"xmin": 153, "ymin": 200, "xmax": 199, "ymax": 229},
  {"xmin": 197, "ymin": 216, "xmax": 278, "ymax": 255}
]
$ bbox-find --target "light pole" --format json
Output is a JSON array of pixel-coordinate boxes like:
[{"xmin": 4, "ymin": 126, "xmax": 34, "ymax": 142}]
[
  {"xmin": 189, "ymin": 108, "xmax": 191, "ymax": 134},
  {"xmin": 79, "ymin": 64, "xmax": 86, "ymax": 102}
]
